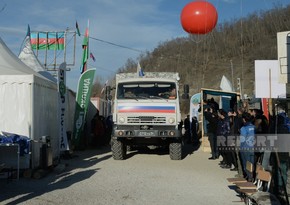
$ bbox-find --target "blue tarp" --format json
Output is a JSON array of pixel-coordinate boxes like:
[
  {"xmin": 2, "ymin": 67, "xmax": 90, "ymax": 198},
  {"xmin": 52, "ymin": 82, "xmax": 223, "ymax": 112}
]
[{"xmin": 0, "ymin": 133, "xmax": 30, "ymax": 156}]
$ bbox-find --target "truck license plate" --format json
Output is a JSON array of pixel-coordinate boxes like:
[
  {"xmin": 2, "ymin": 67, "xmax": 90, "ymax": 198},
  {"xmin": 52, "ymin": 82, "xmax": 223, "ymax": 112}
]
[{"xmin": 139, "ymin": 131, "xmax": 155, "ymax": 136}]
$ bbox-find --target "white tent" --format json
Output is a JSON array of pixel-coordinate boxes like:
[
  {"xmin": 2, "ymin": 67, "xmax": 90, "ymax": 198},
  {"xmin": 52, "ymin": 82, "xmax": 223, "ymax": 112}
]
[
  {"xmin": 220, "ymin": 75, "xmax": 234, "ymax": 92},
  {"xmin": 0, "ymin": 37, "xmax": 58, "ymax": 169},
  {"xmin": 18, "ymin": 33, "xmax": 76, "ymax": 134},
  {"xmin": 19, "ymin": 34, "xmax": 57, "ymax": 83}
]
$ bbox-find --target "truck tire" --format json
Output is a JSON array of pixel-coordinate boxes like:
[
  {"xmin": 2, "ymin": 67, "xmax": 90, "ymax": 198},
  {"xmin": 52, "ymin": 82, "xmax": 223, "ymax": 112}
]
[
  {"xmin": 111, "ymin": 138, "xmax": 126, "ymax": 160},
  {"xmin": 169, "ymin": 142, "xmax": 182, "ymax": 160},
  {"xmin": 126, "ymin": 145, "xmax": 132, "ymax": 151}
]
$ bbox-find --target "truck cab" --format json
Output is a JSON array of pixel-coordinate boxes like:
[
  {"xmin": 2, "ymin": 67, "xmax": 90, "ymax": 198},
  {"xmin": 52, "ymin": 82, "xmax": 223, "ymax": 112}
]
[{"xmin": 111, "ymin": 72, "xmax": 183, "ymax": 160}]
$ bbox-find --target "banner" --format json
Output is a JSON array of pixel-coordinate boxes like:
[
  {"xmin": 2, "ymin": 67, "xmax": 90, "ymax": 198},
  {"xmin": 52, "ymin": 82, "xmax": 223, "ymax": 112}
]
[
  {"xmin": 137, "ymin": 62, "xmax": 144, "ymax": 77},
  {"xmin": 189, "ymin": 93, "xmax": 201, "ymax": 121},
  {"xmin": 255, "ymin": 60, "xmax": 286, "ymax": 98},
  {"xmin": 72, "ymin": 68, "xmax": 96, "ymax": 148},
  {"xmin": 30, "ymin": 32, "xmax": 65, "ymax": 50},
  {"xmin": 58, "ymin": 62, "xmax": 69, "ymax": 151}
]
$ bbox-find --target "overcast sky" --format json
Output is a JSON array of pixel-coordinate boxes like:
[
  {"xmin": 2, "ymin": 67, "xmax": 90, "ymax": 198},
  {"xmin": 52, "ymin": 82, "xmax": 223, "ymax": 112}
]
[{"xmin": 1, "ymin": 0, "xmax": 289, "ymax": 92}]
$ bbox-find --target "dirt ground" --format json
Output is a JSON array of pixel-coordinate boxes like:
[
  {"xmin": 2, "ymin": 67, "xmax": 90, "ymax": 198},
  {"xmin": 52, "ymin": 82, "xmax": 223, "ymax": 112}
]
[{"xmin": 0, "ymin": 144, "xmax": 241, "ymax": 205}]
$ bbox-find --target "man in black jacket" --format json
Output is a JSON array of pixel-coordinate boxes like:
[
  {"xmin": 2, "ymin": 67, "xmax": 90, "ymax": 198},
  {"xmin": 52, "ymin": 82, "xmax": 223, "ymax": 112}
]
[
  {"xmin": 184, "ymin": 115, "xmax": 191, "ymax": 144},
  {"xmin": 204, "ymin": 106, "xmax": 218, "ymax": 159}
]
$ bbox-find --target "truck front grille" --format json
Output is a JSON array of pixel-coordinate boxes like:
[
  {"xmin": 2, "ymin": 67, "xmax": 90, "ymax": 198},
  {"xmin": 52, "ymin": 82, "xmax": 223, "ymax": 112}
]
[{"xmin": 127, "ymin": 116, "xmax": 166, "ymax": 124}]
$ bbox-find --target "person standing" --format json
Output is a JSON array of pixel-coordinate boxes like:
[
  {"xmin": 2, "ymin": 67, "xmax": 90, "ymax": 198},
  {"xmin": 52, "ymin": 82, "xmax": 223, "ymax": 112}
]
[
  {"xmin": 216, "ymin": 109, "xmax": 231, "ymax": 168},
  {"xmin": 250, "ymin": 108, "xmax": 269, "ymax": 170},
  {"xmin": 228, "ymin": 107, "xmax": 245, "ymax": 175},
  {"xmin": 204, "ymin": 106, "xmax": 218, "ymax": 160},
  {"xmin": 199, "ymin": 100, "xmax": 210, "ymax": 135},
  {"xmin": 209, "ymin": 97, "xmax": 219, "ymax": 112},
  {"xmin": 191, "ymin": 116, "xmax": 199, "ymax": 146},
  {"xmin": 273, "ymin": 115, "xmax": 290, "ymax": 197},
  {"xmin": 239, "ymin": 112, "xmax": 255, "ymax": 179},
  {"xmin": 184, "ymin": 115, "xmax": 191, "ymax": 144},
  {"xmin": 91, "ymin": 111, "xmax": 106, "ymax": 147}
]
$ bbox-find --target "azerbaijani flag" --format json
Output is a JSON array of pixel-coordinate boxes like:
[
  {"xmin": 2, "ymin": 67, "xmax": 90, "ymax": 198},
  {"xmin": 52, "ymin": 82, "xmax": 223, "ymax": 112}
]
[
  {"xmin": 30, "ymin": 32, "xmax": 65, "ymax": 50},
  {"xmin": 80, "ymin": 25, "xmax": 89, "ymax": 73}
]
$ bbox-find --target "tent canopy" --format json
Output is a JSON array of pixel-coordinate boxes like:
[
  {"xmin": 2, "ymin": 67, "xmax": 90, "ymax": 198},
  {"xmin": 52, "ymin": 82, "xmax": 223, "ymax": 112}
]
[
  {"xmin": 0, "ymin": 38, "xmax": 40, "ymax": 76},
  {"xmin": 0, "ymin": 37, "xmax": 54, "ymax": 86},
  {"xmin": 18, "ymin": 35, "xmax": 57, "ymax": 83},
  {"xmin": 201, "ymin": 88, "xmax": 239, "ymax": 98}
]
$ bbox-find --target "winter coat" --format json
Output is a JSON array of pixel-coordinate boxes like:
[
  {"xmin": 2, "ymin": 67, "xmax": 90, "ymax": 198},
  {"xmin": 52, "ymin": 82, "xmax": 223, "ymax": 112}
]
[{"xmin": 240, "ymin": 122, "xmax": 255, "ymax": 149}]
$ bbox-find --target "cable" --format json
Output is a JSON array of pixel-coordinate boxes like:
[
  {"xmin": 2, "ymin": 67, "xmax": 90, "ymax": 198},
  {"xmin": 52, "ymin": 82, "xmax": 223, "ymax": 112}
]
[
  {"xmin": 88, "ymin": 35, "xmax": 143, "ymax": 53},
  {"xmin": 240, "ymin": 0, "xmax": 244, "ymax": 98},
  {"xmin": 87, "ymin": 63, "xmax": 116, "ymax": 73}
]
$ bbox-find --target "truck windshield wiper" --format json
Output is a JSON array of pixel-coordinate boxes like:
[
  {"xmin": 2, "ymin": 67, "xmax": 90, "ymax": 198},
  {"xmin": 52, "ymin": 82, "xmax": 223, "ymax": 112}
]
[
  {"xmin": 137, "ymin": 95, "xmax": 150, "ymax": 100},
  {"xmin": 150, "ymin": 96, "xmax": 168, "ymax": 100},
  {"xmin": 124, "ymin": 96, "xmax": 138, "ymax": 101}
]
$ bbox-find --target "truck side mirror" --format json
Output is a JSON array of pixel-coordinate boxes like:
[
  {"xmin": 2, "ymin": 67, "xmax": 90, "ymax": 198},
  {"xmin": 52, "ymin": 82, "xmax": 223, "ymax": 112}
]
[
  {"xmin": 105, "ymin": 86, "xmax": 112, "ymax": 100},
  {"xmin": 182, "ymin": 93, "xmax": 189, "ymax": 99},
  {"xmin": 106, "ymin": 86, "xmax": 111, "ymax": 95},
  {"xmin": 183, "ymin": 84, "xmax": 189, "ymax": 94}
]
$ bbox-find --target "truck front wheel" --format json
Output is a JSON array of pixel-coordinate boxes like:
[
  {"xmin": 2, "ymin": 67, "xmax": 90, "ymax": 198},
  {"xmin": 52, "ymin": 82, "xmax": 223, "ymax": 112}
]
[
  {"xmin": 169, "ymin": 142, "xmax": 182, "ymax": 160},
  {"xmin": 111, "ymin": 138, "xmax": 126, "ymax": 160}
]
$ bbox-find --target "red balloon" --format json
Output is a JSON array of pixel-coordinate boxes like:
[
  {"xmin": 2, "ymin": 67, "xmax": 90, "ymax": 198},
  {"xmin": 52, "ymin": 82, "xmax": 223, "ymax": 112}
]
[{"xmin": 180, "ymin": 1, "xmax": 218, "ymax": 34}]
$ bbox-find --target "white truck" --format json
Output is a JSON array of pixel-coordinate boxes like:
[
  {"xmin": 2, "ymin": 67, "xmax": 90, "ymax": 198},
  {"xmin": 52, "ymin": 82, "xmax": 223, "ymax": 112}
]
[{"xmin": 111, "ymin": 72, "xmax": 183, "ymax": 160}]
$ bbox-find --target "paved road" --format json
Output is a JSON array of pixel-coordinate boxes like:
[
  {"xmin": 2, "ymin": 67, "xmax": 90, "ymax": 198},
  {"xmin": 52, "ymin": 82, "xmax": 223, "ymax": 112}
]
[{"xmin": 0, "ymin": 144, "xmax": 243, "ymax": 205}]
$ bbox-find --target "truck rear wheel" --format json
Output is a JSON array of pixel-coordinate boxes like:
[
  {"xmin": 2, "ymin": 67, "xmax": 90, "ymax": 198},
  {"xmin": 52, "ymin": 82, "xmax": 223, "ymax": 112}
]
[
  {"xmin": 111, "ymin": 138, "xmax": 126, "ymax": 160},
  {"xmin": 169, "ymin": 142, "xmax": 182, "ymax": 160}
]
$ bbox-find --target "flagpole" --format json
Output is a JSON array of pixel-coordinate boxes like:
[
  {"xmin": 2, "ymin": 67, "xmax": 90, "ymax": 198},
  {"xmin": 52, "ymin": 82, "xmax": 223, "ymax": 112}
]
[
  {"xmin": 80, "ymin": 19, "xmax": 90, "ymax": 74},
  {"xmin": 72, "ymin": 19, "xmax": 96, "ymax": 149},
  {"xmin": 45, "ymin": 32, "xmax": 48, "ymax": 68},
  {"xmin": 87, "ymin": 19, "xmax": 90, "ymax": 70}
]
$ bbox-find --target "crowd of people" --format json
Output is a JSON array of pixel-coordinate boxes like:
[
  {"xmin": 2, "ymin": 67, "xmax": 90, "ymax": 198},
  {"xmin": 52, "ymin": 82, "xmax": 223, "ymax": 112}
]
[
  {"xmin": 200, "ymin": 97, "xmax": 290, "ymax": 199},
  {"xmin": 90, "ymin": 111, "xmax": 113, "ymax": 147},
  {"xmin": 183, "ymin": 114, "xmax": 199, "ymax": 145}
]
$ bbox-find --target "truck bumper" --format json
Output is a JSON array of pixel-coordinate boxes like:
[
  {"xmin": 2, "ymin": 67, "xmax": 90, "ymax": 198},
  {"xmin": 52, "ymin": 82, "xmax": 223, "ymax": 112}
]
[{"xmin": 113, "ymin": 129, "xmax": 181, "ymax": 138}]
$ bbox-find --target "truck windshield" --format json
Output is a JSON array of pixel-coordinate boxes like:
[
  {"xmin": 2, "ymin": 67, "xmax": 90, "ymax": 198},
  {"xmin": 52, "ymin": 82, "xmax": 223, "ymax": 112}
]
[{"xmin": 117, "ymin": 82, "xmax": 177, "ymax": 100}]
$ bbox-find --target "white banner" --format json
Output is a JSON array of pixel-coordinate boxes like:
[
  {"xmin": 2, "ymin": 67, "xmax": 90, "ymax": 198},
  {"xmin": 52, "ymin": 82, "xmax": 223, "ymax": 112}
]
[
  {"xmin": 189, "ymin": 93, "xmax": 201, "ymax": 122},
  {"xmin": 255, "ymin": 60, "xmax": 286, "ymax": 98},
  {"xmin": 58, "ymin": 62, "xmax": 69, "ymax": 151}
]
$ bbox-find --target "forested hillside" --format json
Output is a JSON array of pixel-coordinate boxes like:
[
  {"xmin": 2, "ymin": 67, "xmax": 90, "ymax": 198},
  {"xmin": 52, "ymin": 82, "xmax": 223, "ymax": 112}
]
[{"xmin": 92, "ymin": 4, "xmax": 290, "ymax": 113}]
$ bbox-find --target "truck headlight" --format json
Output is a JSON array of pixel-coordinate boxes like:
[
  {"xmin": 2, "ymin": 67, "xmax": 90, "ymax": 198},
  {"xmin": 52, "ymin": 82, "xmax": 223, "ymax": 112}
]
[
  {"xmin": 119, "ymin": 117, "xmax": 125, "ymax": 123},
  {"xmin": 168, "ymin": 117, "xmax": 175, "ymax": 124}
]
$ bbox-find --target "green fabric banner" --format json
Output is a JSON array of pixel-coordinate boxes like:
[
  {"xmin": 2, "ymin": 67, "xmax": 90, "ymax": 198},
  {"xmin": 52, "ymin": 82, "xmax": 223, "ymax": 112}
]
[{"xmin": 72, "ymin": 68, "xmax": 96, "ymax": 149}]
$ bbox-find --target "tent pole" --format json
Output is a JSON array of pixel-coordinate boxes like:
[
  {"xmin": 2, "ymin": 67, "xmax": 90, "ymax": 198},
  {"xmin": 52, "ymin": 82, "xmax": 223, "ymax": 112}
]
[{"xmin": 31, "ymin": 82, "xmax": 35, "ymax": 169}]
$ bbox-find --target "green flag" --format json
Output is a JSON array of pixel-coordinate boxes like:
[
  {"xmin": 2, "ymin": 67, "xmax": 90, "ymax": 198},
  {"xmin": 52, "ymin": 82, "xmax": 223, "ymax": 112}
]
[
  {"xmin": 72, "ymin": 68, "xmax": 96, "ymax": 149},
  {"xmin": 76, "ymin": 21, "xmax": 81, "ymax": 36},
  {"xmin": 80, "ymin": 27, "xmax": 89, "ymax": 73}
]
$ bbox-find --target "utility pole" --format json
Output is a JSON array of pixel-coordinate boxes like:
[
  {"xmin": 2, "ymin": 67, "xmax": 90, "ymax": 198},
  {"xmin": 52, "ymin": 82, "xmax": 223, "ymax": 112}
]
[
  {"xmin": 230, "ymin": 60, "xmax": 234, "ymax": 91},
  {"xmin": 237, "ymin": 78, "xmax": 241, "ymax": 96}
]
